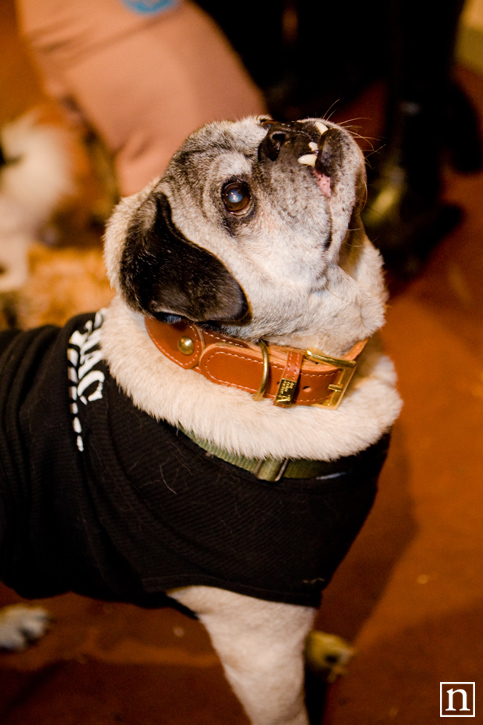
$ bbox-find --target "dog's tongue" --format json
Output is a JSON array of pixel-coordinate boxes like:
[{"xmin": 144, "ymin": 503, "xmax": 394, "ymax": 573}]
[{"xmin": 314, "ymin": 169, "xmax": 331, "ymax": 198}]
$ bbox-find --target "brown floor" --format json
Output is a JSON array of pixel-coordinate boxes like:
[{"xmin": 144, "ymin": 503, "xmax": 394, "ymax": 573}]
[{"xmin": 1, "ymin": 1, "xmax": 483, "ymax": 723}]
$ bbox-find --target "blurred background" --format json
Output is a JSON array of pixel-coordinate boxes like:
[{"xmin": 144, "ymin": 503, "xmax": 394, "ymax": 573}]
[{"xmin": 0, "ymin": 0, "xmax": 483, "ymax": 722}]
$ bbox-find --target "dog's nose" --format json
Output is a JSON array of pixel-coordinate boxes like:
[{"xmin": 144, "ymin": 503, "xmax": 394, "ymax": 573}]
[
  {"xmin": 260, "ymin": 121, "xmax": 318, "ymax": 163},
  {"xmin": 258, "ymin": 121, "xmax": 323, "ymax": 164},
  {"xmin": 258, "ymin": 123, "xmax": 293, "ymax": 162}
]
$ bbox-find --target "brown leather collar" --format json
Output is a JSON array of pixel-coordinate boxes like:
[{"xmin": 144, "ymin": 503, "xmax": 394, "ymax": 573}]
[{"xmin": 145, "ymin": 317, "xmax": 367, "ymax": 409}]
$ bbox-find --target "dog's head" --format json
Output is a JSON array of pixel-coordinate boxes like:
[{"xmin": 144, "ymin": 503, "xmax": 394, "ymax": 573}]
[{"xmin": 104, "ymin": 117, "xmax": 387, "ymax": 354}]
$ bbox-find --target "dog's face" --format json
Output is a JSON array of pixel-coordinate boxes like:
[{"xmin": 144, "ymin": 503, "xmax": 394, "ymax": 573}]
[{"xmin": 104, "ymin": 117, "xmax": 386, "ymax": 353}]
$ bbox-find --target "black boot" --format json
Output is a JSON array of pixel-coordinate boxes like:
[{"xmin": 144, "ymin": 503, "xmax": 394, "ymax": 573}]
[{"xmin": 363, "ymin": 0, "xmax": 482, "ymax": 276}]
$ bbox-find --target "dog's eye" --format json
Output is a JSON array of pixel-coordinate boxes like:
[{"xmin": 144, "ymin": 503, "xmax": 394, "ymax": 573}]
[{"xmin": 222, "ymin": 181, "xmax": 252, "ymax": 215}]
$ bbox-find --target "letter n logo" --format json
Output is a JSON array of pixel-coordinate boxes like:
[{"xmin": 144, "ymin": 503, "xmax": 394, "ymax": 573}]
[{"xmin": 440, "ymin": 682, "xmax": 475, "ymax": 717}]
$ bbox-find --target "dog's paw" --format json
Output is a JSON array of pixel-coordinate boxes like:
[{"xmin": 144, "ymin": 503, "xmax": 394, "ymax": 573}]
[
  {"xmin": 305, "ymin": 630, "xmax": 357, "ymax": 683},
  {"xmin": 0, "ymin": 605, "xmax": 51, "ymax": 651}
]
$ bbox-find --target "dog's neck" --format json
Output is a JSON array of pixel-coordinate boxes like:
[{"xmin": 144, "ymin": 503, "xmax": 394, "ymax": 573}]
[
  {"xmin": 217, "ymin": 236, "xmax": 387, "ymax": 358},
  {"xmin": 100, "ymin": 298, "xmax": 402, "ymax": 461},
  {"xmin": 144, "ymin": 315, "xmax": 368, "ymax": 410}
]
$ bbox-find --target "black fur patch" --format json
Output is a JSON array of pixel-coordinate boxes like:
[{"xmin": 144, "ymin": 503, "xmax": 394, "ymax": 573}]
[{"xmin": 120, "ymin": 193, "xmax": 249, "ymax": 322}]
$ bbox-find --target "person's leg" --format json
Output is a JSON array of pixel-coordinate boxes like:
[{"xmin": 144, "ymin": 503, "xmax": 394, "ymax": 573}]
[{"xmin": 363, "ymin": 0, "xmax": 482, "ymax": 273}]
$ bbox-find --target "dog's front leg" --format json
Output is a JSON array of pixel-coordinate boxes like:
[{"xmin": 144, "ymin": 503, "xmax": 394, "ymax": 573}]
[{"xmin": 170, "ymin": 586, "xmax": 316, "ymax": 725}]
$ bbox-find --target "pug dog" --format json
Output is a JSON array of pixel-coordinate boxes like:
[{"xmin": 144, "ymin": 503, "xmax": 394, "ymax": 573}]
[{"xmin": 0, "ymin": 116, "xmax": 401, "ymax": 725}]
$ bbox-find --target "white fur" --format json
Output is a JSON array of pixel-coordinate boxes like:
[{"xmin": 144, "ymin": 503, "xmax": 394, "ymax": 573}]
[
  {"xmin": 101, "ymin": 298, "xmax": 401, "ymax": 460},
  {"xmin": 170, "ymin": 586, "xmax": 315, "ymax": 725},
  {"xmin": 0, "ymin": 605, "xmax": 50, "ymax": 651},
  {"xmin": 0, "ymin": 111, "xmax": 74, "ymax": 292}
]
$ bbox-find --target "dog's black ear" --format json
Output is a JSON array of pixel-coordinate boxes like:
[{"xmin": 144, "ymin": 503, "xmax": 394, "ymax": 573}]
[{"xmin": 120, "ymin": 193, "xmax": 249, "ymax": 322}]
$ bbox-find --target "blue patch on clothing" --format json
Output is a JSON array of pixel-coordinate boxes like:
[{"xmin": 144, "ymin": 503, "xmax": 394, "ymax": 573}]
[{"xmin": 120, "ymin": 0, "xmax": 178, "ymax": 16}]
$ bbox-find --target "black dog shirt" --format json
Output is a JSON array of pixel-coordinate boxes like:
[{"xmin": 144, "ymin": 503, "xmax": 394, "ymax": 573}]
[{"xmin": 0, "ymin": 313, "xmax": 389, "ymax": 609}]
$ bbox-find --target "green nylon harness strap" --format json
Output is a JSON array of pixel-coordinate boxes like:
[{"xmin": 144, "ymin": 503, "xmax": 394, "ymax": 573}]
[{"xmin": 180, "ymin": 427, "xmax": 340, "ymax": 482}]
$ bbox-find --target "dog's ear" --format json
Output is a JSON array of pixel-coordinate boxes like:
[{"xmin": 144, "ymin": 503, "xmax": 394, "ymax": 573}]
[{"xmin": 120, "ymin": 193, "xmax": 249, "ymax": 322}]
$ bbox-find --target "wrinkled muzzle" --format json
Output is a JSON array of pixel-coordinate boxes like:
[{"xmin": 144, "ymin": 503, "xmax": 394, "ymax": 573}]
[{"xmin": 258, "ymin": 119, "xmax": 347, "ymax": 199}]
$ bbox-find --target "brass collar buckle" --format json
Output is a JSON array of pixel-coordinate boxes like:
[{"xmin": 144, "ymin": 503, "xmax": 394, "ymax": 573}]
[
  {"xmin": 253, "ymin": 339, "xmax": 270, "ymax": 401},
  {"xmin": 304, "ymin": 349, "xmax": 358, "ymax": 409}
]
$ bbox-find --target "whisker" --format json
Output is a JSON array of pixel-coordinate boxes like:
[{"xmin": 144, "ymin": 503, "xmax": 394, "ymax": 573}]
[
  {"xmin": 347, "ymin": 131, "xmax": 380, "ymax": 142},
  {"xmin": 322, "ymin": 100, "xmax": 341, "ymax": 121},
  {"xmin": 364, "ymin": 143, "xmax": 386, "ymax": 163},
  {"xmin": 338, "ymin": 116, "xmax": 372, "ymax": 127},
  {"xmin": 350, "ymin": 133, "xmax": 377, "ymax": 152}
]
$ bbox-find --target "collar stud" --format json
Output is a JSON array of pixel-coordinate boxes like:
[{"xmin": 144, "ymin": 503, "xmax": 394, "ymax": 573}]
[{"xmin": 178, "ymin": 336, "xmax": 195, "ymax": 356}]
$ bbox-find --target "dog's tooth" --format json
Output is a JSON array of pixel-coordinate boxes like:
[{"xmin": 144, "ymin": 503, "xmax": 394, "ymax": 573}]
[
  {"xmin": 298, "ymin": 153, "xmax": 317, "ymax": 167},
  {"xmin": 315, "ymin": 121, "xmax": 328, "ymax": 135},
  {"xmin": 309, "ymin": 142, "xmax": 318, "ymax": 153}
]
